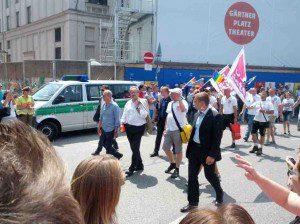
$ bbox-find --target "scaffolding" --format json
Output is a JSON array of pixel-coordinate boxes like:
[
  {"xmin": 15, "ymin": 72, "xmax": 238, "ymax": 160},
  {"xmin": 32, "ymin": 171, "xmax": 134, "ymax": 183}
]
[{"xmin": 100, "ymin": 0, "xmax": 157, "ymax": 78}]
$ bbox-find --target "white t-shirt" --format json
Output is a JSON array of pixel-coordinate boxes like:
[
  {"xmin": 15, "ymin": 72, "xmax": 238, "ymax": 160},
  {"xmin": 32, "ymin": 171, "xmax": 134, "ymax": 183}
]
[
  {"xmin": 246, "ymin": 93, "xmax": 261, "ymax": 115},
  {"xmin": 210, "ymin": 96, "xmax": 217, "ymax": 108},
  {"xmin": 221, "ymin": 96, "xmax": 237, "ymax": 115},
  {"xmin": 282, "ymin": 98, "xmax": 294, "ymax": 112},
  {"xmin": 252, "ymin": 100, "xmax": 274, "ymax": 122},
  {"xmin": 166, "ymin": 100, "xmax": 188, "ymax": 131},
  {"xmin": 1, "ymin": 102, "xmax": 17, "ymax": 123},
  {"xmin": 266, "ymin": 95, "xmax": 281, "ymax": 117}
]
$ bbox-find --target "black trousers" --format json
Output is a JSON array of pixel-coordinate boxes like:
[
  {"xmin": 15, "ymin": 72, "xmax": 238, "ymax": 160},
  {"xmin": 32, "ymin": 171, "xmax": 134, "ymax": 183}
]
[
  {"xmin": 96, "ymin": 130, "xmax": 119, "ymax": 154},
  {"xmin": 95, "ymin": 129, "xmax": 119, "ymax": 156},
  {"xmin": 154, "ymin": 118, "xmax": 166, "ymax": 152},
  {"xmin": 188, "ymin": 143, "xmax": 223, "ymax": 205},
  {"xmin": 124, "ymin": 124, "xmax": 145, "ymax": 171}
]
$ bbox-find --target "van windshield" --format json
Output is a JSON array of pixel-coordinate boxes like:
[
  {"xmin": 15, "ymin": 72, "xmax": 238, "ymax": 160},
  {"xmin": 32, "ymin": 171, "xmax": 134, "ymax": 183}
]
[{"xmin": 33, "ymin": 83, "xmax": 63, "ymax": 101}]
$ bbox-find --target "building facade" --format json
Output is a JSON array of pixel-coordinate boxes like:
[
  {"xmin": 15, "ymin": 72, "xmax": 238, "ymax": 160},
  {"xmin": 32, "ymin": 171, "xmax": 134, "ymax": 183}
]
[{"xmin": 0, "ymin": 0, "xmax": 156, "ymax": 63}]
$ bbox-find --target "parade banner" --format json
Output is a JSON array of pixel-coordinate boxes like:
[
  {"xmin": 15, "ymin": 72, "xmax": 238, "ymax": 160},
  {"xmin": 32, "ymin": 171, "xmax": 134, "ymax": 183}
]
[
  {"xmin": 226, "ymin": 48, "xmax": 248, "ymax": 105},
  {"xmin": 209, "ymin": 65, "xmax": 231, "ymax": 95}
]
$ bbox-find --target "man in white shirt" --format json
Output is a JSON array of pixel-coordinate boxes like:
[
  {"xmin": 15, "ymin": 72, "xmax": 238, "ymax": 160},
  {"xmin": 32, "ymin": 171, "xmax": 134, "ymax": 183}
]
[
  {"xmin": 282, "ymin": 92, "xmax": 295, "ymax": 135},
  {"xmin": 240, "ymin": 88, "xmax": 261, "ymax": 142},
  {"xmin": 121, "ymin": 86, "xmax": 149, "ymax": 177},
  {"xmin": 162, "ymin": 88, "xmax": 188, "ymax": 179},
  {"xmin": 248, "ymin": 91, "xmax": 274, "ymax": 156},
  {"xmin": 220, "ymin": 88, "xmax": 238, "ymax": 149},
  {"xmin": 266, "ymin": 88, "xmax": 282, "ymax": 144}
]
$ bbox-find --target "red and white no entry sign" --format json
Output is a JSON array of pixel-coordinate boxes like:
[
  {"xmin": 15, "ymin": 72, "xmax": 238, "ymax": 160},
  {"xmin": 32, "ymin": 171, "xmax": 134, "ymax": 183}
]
[{"xmin": 144, "ymin": 52, "xmax": 154, "ymax": 64}]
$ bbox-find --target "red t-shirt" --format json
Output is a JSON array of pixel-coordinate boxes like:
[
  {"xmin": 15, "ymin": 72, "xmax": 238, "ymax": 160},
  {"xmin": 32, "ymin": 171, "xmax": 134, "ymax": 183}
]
[{"xmin": 139, "ymin": 91, "xmax": 144, "ymax": 98}]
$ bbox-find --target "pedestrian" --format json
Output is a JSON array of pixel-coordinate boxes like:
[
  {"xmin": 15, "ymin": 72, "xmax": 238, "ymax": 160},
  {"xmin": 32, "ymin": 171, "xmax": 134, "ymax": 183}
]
[
  {"xmin": 248, "ymin": 91, "xmax": 274, "ymax": 156},
  {"xmin": 138, "ymin": 84, "xmax": 146, "ymax": 98},
  {"xmin": 266, "ymin": 88, "xmax": 282, "ymax": 144},
  {"xmin": 220, "ymin": 87, "xmax": 238, "ymax": 149},
  {"xmin": 282, "ymin": 92, "xmax": 294, "ymax": 135},
  {"xmin": 145, "ymin": 86, "xmax": 157, "ymax": 118},
  {"xmin": 162, "ymin": 88, "xmax": 188, "ymax": 179},
  {"xmin": 121, "ymin": 86, "xmax": 148, "ymax": 177},
  {"xmin": 71, "ymin": 155, "xmax": 125, "ymax": 224},
  {"xmin": 241, "ymin": 88, "xmax": 261, "ymax": 142},
  {"xmin": 92, "ymin": 85, "xmax": 119, "ymax": 155},
  {"xmin": 1, "ymin": 90, "xmax": 17, "ymax": 123},
  {"xmin": 181, "ymin": 92, "xmax": 223, "ymax": 213},
  {"xmin": 186, "ymin": 87, "xmax": 195, "ymax": 105},
  {"xmin": 16, "ymin": 86, "xmax": 35, "ymax": 126},
  {"xmin": 0, "ymin": 83, "xmax": 6, "ymax": 122},
  {"xmin": 92, "ymin": 90, "xmax": 123, "ymax": 159},
  {"xmin": 150, "ymin": 86, "xmax": 171, "ymax": 157}
]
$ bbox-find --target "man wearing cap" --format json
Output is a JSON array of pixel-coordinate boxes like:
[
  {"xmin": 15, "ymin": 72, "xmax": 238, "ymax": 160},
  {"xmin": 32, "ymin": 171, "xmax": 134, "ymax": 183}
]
[
  {"xmin": 162, "ymin": 88, "xmax": 188, "ymax": 178},
  {"xmin": 16, "ymin": 86, "xmax": 35, "ymax": 126},
  {"xmin": 0, "ymin": 83, "xmax": 6, "ymax": 122}
]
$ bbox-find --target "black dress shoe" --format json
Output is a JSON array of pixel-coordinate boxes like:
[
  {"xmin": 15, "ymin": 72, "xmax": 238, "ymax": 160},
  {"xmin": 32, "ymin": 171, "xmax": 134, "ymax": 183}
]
[
  {"xmin": 256, "ymin": 148, "xmax": 262, "ymax": 156},
  {"xmin": 214, "ymin": 200, "xmax": 223, "ymax": 207},
  {"xmin": 165, "ymin": 163, "xmax": 176, "ymax": 173},
  {"xmin": 125, "ymin": 170, "xmax": 134, "ymax": 177},
  {"xmin": 150, "ymin": 151, "xmax": 159, "ymax": 157},
  {"xmin": 91, "ymin": 152, "xmax": 99, "ymax": 156},
  {"xmin": 243, "ymin": 137, "xmax": 248, "ymax": 142},
  {"xmin": 180, "ymin": 204, "xmax": 198, "ymax": 213},
  {"xmin": 249, "ymin": 146, "xmax": 258, "ymax": 153},
  {"xmin": 171, "ymin": 169, "xmax": 179, "ymax": 179},
  {"xmin": 115, "ymin": 152, "xmax": 123, "ymax": 160}
]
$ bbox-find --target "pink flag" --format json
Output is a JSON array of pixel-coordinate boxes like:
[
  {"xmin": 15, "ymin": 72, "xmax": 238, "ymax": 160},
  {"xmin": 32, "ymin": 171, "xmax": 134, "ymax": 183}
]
[
  {"xmin": 227, "ymin": 48, "xmax": 248, "ymax": 104},
  {"xmin": 210, "ymin": 65, "xmax": 232, "ymax": 95}
]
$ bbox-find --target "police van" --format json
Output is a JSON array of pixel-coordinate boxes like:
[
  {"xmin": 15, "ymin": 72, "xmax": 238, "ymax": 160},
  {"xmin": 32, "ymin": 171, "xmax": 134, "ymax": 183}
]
[{"xmin": 33, "ymin": 75, "xmax": 140, "ymax": 140}]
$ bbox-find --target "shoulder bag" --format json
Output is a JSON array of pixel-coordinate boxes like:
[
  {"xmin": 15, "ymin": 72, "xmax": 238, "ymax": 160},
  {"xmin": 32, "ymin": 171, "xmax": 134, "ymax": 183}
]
[
  {"xmin": 260, "ymin": 102, "xmax": 270, "ymax": 128},
  {"xmin": 171, "ymin": 102, "xmax": 192, "ymax": 144}
]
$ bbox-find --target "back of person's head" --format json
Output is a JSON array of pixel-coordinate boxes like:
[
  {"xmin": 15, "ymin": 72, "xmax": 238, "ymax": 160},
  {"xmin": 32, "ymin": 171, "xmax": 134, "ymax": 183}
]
[
  {"xmin": 71, "ymin": 155, "xmax": 125, "ymax": 224},
  {"xmin": 0, "ymin": 121, "xmax": 84, "ymax": 224},
  {"xmin": 138, "ymin": 84, "xmax": 144, "ymax": 90},
  {"xmin": 218, "ymin": 204, "xmax": 255, "ymax": 224},
  {"xmin": 180, "ymin": 208, "xmax": 223, "ymax": 224}
]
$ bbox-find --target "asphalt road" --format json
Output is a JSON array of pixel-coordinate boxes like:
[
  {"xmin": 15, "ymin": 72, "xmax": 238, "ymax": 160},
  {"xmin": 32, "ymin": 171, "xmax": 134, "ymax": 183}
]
[{"xmin": 53, "ymin": 122, "xmax": 300, "ymax": 224}]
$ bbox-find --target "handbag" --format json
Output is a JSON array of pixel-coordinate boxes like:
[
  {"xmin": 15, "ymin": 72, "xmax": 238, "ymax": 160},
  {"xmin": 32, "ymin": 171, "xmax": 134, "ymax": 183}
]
[
  {"xmin": 93, "ymin": 98, "xmax": 102, "ymax": 123},
  {"xmin": 230, "ymin": 123, "xmax": 241, "ymax": 140},
  {"xmin": 171, "ymin": 102, "xmax": 192, "ymax": 144},
  {"xmin": 139, "ymin": 99, "xmax": 153, "ymax": 135}
]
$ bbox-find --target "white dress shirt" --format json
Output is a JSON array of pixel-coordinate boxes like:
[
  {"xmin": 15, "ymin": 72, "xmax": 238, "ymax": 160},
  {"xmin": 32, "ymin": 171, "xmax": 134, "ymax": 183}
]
[
  {"xmin": 266, "ymin": 95, "xmax": 281, "ymax": 117},
  {"xmin": 121, "ymin": 100, "xmax": 148, "ymax": 126},
  {"xmin": 193, "ymin": 107, "xmax": 210, "ymax": 143},
  {"xmin": 246, "ymin": 93, "xmax": 261, "ymax": 116},
  {"xmin": 252, "ymin": 100, "xmax": 274, "ymax": 122}
]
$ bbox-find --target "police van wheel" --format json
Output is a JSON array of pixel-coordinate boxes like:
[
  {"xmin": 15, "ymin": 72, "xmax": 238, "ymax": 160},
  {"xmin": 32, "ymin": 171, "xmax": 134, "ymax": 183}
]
[{"xmin": 39, "ymin": 122, "xmax": 59, "ymax": 141}]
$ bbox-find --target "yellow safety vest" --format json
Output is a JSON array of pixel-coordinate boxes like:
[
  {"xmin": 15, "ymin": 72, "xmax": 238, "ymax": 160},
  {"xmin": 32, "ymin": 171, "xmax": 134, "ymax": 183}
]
[{"xmin": 16, "ymin": 95, "xmax": 34, "ymax": 116}]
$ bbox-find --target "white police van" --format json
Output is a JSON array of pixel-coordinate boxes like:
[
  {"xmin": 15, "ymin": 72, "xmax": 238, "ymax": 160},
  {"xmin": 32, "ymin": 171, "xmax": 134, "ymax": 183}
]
[{"xmin": 33, "ymin": 75, "xmax": 139, "ymax": 140}]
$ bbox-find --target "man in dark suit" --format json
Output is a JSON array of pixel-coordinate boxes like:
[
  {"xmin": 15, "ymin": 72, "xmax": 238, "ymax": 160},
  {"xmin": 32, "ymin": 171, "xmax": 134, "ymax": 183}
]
[{"xmin": 181, "ymin": 92, "xmax": 224, "ymax": 213}]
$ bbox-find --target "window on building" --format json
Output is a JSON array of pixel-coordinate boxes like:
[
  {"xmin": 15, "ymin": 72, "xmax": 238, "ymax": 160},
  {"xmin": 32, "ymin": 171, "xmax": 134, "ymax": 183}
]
[
  {"xmin": 6, "ymin": 0, "xmax": 10, "ymax": 8},
  {"xmin": 6, "ymin": 16, "xmax": 10, "ymax": 31},
  {"xmin": 88, "ymin": 0, "xmax": 107, "ymax": 6},
  {"xmin": 85, "ymin": 45, "xmax": 95, "ymax": 60},
  {"xmin": 16, "ymin": 11, "xmax": 20, "ymax": 27},
  {"xmin": 0, "ymin": 42, "xmax": 2, "ymax": 50},
  {"xmin": 7, "ymin": 54, "xmax": 11, "ymax": 62},
  {"xmin": 7, "ymin": 40, "xmax": 10, "ymax": 49},
  {"xmin": 55, "ymin": 47, "xmax": 61, "ymax": 59},
  {"xmin": 27, "ymin": 6, "xmax": 31, "ymax": 24},
  {"xmin": 55, "ymin": 28, "xmax": 61, "ymax": 42},
  {"xmin": 85, "ymin": 27, "xmax": 95, "ymax": 42}
]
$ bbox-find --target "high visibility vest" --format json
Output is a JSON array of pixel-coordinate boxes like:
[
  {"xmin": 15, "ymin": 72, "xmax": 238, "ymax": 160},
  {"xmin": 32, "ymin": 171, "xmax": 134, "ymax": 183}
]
[{"xmin": 16, "ymin": 95, "xmax": 34, "ymax": 115}]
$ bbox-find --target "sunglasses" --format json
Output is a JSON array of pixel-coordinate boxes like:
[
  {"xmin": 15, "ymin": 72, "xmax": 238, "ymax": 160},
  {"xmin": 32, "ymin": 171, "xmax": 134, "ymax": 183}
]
[{"xmin": 287, "ymin": 168, "xmax": 300, "ymax": 177}]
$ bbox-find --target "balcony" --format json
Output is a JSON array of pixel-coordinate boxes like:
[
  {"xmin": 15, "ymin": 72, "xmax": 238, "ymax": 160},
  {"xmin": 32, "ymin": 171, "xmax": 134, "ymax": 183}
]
[
  {"xmin": 119, "ymin": 0, "xmax": 155, "ymax": 14},
  {"xmin": 85, "ymin": 2, "xmax": 109, "ymax": 15}
]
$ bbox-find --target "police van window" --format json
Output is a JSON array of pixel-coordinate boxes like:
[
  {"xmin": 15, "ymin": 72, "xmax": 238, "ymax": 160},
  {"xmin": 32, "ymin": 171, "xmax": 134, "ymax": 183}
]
[
  {"xmin": 57, "ymin": 85, "xmax": 83, "ymax": 103},
  {"xmin": 86, "ymin": 85, "xmax": 101, "ymax": 101},
  {"xmin": 110, "ymin": 84, "xmax": 134, "ymax": 99}
]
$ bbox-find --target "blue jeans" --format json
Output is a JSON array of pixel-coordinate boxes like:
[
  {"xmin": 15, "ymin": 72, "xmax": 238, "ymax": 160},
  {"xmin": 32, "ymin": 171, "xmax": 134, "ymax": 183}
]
[{"xmin": 245, "ymin": 115, "xmax": 255, "ymax": 139}]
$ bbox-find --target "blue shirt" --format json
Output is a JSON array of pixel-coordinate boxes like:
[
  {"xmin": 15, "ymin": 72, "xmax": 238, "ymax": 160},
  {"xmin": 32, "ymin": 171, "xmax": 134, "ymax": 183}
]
[
  {"xmin": 0, "ymin": 90, "xmax": 6, "ymax": 109},
  {"xmin": 100, "ymin": 101, "xmax": 120, "ymax": 132},
  {"xmin": 193, "ymin": 107, "xmax": 210, "ymax": 144}
]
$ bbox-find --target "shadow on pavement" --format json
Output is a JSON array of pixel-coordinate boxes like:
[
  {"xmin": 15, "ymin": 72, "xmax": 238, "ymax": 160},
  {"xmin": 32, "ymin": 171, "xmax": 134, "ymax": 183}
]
[
  {"xmin": 253, "ymin": 191, "xmax": 272, "ymax": 203},
  {"xmin": 257, "ymin": 153, "xmax": 285, "ymax": 163},
  {"xmin": 200, "ymin": 185, "xmax": 236, "ymax": 204},
  {"xmin": 166, "ymin": 176, "xmax": 188, "ymax": 193},
  {"xmin": 126, "ymin": 172, "xmax": 158, "ymax": 189},
  {"xmin": 274, "ymin": 144, "xmax": 295, "ymax": 151}
]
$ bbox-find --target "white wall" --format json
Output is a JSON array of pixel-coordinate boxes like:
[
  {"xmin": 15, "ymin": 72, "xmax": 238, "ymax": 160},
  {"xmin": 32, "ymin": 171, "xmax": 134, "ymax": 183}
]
[{"xmin": 157, "ymin": 0, "xmax": 300, "ymax": 68}]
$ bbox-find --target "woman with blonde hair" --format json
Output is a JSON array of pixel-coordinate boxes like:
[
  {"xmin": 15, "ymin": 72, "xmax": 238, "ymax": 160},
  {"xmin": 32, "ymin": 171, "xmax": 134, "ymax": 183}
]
[
  {"xmin": 179, "ymin": 208, "xmax": 223, "ymax": 224},
  {"xmin": 218, "ymin": 204, "xmax": 255, "ymax": 224},
  {"xmin": 71, "ymin": 155, "xmax": 125, "ymax": 224}
]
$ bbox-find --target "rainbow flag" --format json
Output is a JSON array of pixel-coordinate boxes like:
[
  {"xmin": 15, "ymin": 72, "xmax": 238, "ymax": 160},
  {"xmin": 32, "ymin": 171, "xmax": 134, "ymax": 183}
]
[
  {"xmin": 188, "ymin": 77, "xmax": 197, "ymax": 84},
  {"xmin": 212, "ymin": 72, "xmax": 224, "ymax": 83}
]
